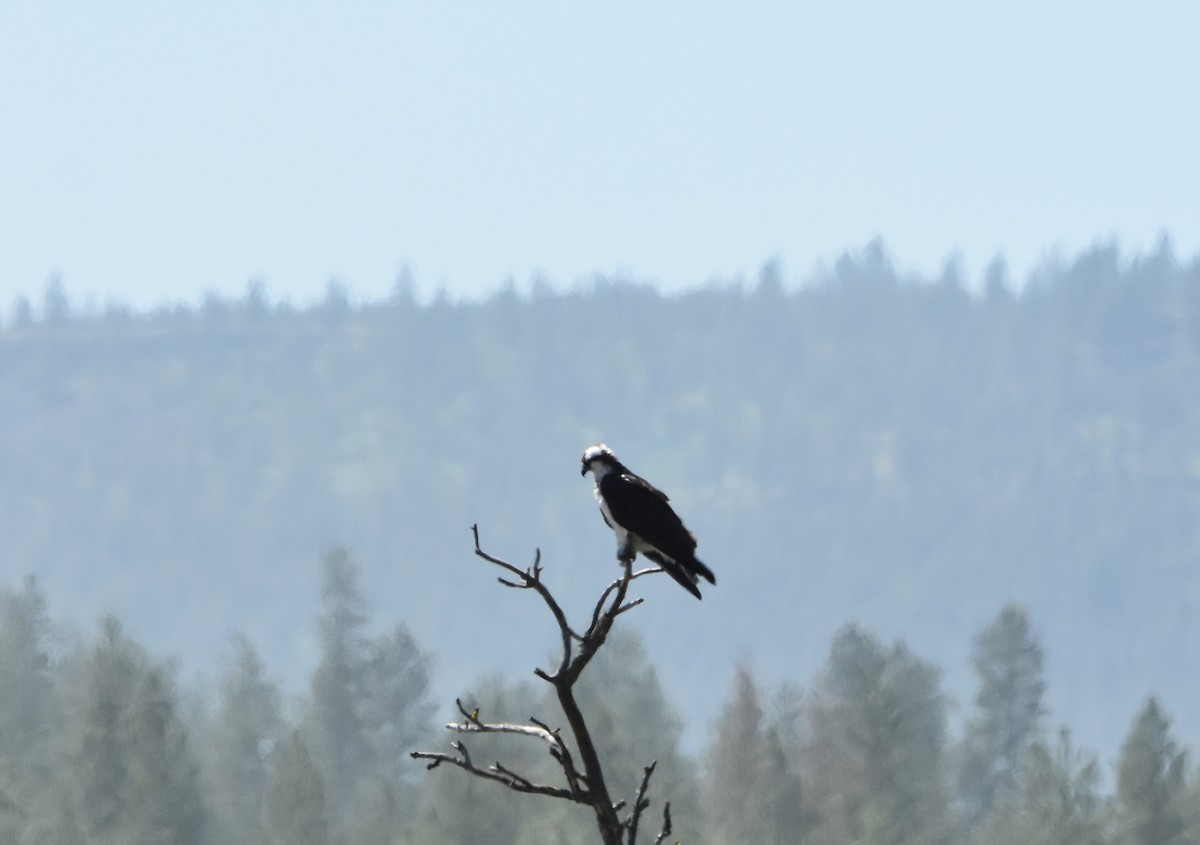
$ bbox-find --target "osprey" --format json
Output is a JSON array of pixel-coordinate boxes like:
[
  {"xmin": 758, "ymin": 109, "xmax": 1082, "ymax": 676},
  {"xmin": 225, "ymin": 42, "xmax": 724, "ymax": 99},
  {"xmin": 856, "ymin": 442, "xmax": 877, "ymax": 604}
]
[{"xmin": 580, "ymin": 444, "xmax": 716, "ymax": 600}]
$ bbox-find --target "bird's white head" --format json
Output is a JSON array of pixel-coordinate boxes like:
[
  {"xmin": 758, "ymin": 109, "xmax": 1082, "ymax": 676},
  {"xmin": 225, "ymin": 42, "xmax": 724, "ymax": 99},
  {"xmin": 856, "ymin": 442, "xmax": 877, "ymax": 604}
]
[{"xmin": 580, "ymin": 443, "xmax": 619, "ymax": 479}]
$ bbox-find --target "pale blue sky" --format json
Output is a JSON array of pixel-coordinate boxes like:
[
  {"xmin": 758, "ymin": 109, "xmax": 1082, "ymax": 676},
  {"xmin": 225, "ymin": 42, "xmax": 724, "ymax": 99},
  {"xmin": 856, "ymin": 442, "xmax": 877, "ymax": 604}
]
[{"xmin": 2, "ymin": 1, "xmax": 1197, "ymax": 311}]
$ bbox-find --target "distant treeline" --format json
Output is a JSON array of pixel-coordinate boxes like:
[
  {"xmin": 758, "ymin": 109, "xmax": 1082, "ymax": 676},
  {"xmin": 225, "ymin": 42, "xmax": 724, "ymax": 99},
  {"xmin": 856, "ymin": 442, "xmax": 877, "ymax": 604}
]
[
  {"xmin": 2, "ymin": 551, "xmax": 1196, "ymax": 844},
  {"xmin": 2, "ymin": 239, "xmax": 1200, "ymax": 781}
]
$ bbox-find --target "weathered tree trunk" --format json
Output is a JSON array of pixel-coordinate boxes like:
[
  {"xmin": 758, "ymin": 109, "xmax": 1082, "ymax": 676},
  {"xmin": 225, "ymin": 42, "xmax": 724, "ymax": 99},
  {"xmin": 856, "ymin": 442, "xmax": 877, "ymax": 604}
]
[{"xmin": 411, "ymin": 527, "xmax": 673, "ymax": 845}]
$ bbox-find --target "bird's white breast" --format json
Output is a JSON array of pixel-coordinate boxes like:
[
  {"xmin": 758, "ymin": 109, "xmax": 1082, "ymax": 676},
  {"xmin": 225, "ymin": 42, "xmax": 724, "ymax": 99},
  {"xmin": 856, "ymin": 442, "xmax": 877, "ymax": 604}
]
[{"xmin": 594, "ymin": 481, "xmax": 631, "ymax": 548}]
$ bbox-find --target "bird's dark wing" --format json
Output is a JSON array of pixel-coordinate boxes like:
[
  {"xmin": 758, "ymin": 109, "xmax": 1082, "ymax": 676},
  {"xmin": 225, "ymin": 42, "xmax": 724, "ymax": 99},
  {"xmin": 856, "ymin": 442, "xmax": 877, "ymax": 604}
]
[
  {"xmin": 599, "ymin": 472, "xmax": 697, "ymax": 559},
  {"xmin": 642, "ymin": 551, "xmax": 705, "ymax": 599}
]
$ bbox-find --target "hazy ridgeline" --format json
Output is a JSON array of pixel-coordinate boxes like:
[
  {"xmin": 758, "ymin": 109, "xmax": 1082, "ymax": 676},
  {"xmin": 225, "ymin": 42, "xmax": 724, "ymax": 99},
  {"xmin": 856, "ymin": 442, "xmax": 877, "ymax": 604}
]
[{"xmin": 3, "ymin": 240, "xmax": 1200, "ymax": 841}]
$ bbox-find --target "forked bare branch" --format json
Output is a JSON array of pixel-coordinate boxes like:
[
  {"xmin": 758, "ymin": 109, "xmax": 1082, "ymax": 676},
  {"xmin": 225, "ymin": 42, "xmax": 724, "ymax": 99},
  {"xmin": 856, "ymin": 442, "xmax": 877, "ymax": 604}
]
[{"xmin": 410, "ymin": 526, "xmax": 678, "ymax": 845}]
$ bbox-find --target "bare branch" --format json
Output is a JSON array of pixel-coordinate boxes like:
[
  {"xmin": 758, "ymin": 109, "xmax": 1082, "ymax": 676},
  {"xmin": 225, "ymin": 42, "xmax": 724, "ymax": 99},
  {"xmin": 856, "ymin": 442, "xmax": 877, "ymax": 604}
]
[
  {"xmin": 411, "ymin": 527, "xmax": 680, "ymax": 845},
  {"xmin": 613, "ymin": 598, "xmax": 646, "ymax": 618},
  {"xmin": 625, "ymin": 760, "xmax": 658, "ymax": 845},
  {"xmin": 530, "ymin": 715, "xmax": 584, "ymax": 795},
  {"xmin": 409, "ymin": 749, "xmax": 576, "ymax": 801},
  {"xmin": 470, "ymin": 523, "xmax": 538, "ymax": 583},
  {"xmin": 492, "ymin": 761, "xmax": 537, "ymax": 791},
  {"xmin": 585, "ymin": 565, "xmax": 665, "ymax": 638},
  {"xmin": 439, "ymin": 699, "xmax": 589, "ymax": 796},
  {"xmin": 446, "ymin": 719, "xmax": 560, "ymax": 744},
  {"xmin": 652, "ymin": 803, "xmax": 673, "ymax": 845},
  {"xmin": 455, "ymin": 697, "xmax": 483, "ymax": 727},
  {"xmin": 471, "ymin": 524, "xmax": 579, "ymax": 672}
]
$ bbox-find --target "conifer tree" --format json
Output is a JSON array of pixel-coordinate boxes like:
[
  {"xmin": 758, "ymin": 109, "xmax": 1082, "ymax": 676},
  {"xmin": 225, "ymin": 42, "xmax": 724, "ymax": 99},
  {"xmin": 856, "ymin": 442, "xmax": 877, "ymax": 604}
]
[
  {"xmin": 805, "ymin": 624, "xmax": 950, "ymax": 845},
  {"xmin": 122, "ymin": 667, "xmax": 208, "ymax": 843},
  {"xmin": 306, "ymin": 548, "xmax": 370, "ymax": 816},
  {"xmin": 989, "ymin": 728, "xmax": 1109, "ymax": 845},
  {"xmin": 704, "ymin": 666, "xmax": 811, "ymax": 844},
  {"xmin": 57, "ymin": 616, "xmax": 207, "ymax": 845},
  {"xmin": 303, "ymin": 549, "xmax": 433, "ymax": 843},
  {"xmin": 263, "ymin": 731, "xmax": 330, "ymax": 845},
  {"xmin": 958, "ymin": 604, "xmax": 1046, "ymax": 832},
  {"xmin": 208, "ymin": 634, "xmax": 284, "ymax": 845},
  {"xmin": 0, "ymin": 578, "xmax": 57, "ymax": 839},
  {"xmin": 1114, "ymin": 698, "xmax": 1195, "ymax": 845}
]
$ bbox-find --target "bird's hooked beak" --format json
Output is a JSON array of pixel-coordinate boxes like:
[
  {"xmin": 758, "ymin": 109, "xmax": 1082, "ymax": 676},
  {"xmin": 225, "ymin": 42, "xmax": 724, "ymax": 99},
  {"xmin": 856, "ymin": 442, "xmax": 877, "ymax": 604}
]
[{"xmin": 580, "ymin": 460, "xmax": 589, "ymax": 477}]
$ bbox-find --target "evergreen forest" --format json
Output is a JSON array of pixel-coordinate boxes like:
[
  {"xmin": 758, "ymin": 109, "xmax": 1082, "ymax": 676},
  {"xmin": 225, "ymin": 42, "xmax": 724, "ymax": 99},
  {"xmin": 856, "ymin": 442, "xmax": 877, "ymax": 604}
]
[{"xmin": 3, "ymin": 239, "xmax": 1200, "ymax": 842}]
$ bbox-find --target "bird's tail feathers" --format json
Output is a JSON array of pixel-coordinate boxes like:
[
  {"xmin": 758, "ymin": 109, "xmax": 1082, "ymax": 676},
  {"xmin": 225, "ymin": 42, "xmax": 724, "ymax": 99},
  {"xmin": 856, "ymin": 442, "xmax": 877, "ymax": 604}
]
[
  {"xmin": 642, "ymin": 551, "xmax": 713, "ymax": 599},
  {"xmin": 660, "ymin": 560, "xmax": 704, "ymax": 600},
  {"xmin": 686, "ymin": 556, "xmax": 716, "ymax": 585}
]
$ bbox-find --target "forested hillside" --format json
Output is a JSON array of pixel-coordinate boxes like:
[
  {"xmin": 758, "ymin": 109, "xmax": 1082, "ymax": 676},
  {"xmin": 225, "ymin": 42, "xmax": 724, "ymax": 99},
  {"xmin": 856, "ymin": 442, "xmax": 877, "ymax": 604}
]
[{"xmin": 3, "ymin": 239, "xmax": 1200, "ymax": 784}]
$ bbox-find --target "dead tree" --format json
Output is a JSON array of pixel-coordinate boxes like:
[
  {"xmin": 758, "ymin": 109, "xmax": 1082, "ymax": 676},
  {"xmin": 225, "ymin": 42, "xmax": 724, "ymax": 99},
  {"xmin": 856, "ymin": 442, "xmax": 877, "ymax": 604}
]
[{"xmin": 411, "ymin": 525, "xmax": 675, "ymax": 845}]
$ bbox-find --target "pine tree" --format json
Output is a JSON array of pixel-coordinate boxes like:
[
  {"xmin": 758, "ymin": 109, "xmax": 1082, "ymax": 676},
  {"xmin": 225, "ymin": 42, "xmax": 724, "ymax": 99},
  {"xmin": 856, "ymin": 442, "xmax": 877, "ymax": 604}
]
[
  {"xmin": 303, "ymin": 549, "xmax": 433, "ymax": 844},
  {"xmin": 0, "ymin": 577, "xmax": 58, "ymax": 840},
  {"xmin": 121, "ymin": 667, "xmax": 208, "ymax": 843},
  {"xmin": 704, "ymin": 666, "xmax": 812, "ymax": 844},
  {"xmin": 1115, "ymin": 698, "xmax": 1194, "ymax": 845},
  {"xmin": 979, "ymin": 728, "xmax": 1109, "ymax": 845},
  {"xmin": 958, "ymin": 604, "xmax": 1046, "ymax": 832},
  {"xmin": 805, "ymin": 624, "xmax": 951, "ymax": 845},
  {"xmin": 350, "ymin": 623, "xmax": 435, "ymax": 843},
  {"xmin": 56, "ymin": 616, "xmax": 207, "ymax": 845},
  {"xmin": 207, "ymin": 634, "xmax": 284, "ymax": 845},
  {"xmin": 306, "ymin": 548, "xmax": 370, "ymax": 818},
  {"xmin": 263, "ymin": 731, "xmax": 330, "ymax": 845}
]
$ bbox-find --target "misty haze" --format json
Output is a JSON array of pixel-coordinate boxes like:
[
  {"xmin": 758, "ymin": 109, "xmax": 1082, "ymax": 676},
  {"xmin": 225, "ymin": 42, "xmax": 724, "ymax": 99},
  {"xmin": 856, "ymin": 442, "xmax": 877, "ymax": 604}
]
[{"xmin": 3, "ymin": 240, "xmax": 1200, "ymax": 842}]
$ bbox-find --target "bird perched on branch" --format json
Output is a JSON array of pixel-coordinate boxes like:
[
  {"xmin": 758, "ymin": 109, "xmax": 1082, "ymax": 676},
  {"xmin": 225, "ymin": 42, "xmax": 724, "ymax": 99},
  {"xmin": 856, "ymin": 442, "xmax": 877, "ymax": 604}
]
[{"xmin": 580, "ymin": 444, "xmax": 716, "ymax": 600}]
